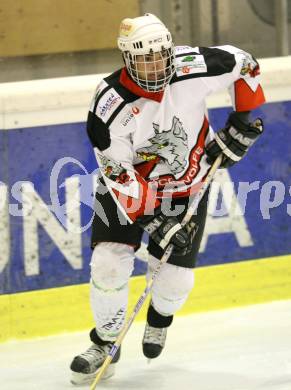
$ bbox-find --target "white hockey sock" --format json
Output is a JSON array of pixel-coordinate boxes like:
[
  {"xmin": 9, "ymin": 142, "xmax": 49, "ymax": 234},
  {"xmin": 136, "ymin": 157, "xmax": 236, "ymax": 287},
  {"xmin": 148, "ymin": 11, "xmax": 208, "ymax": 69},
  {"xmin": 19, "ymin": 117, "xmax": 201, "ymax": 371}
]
[
  {"xmin": 90, "ymin": 242, "xmax": 135, "ymax": 341},
  {"xmin": 147, "ymin": 254, "xmax": 195, "ymax": 317}
]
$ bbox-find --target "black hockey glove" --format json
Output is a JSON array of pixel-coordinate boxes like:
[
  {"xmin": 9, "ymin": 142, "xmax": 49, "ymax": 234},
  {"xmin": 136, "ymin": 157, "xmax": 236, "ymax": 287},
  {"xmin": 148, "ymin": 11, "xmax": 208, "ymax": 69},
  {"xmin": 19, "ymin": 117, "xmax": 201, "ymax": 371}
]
[
  {"xmin": 137, "ymin": 208, "xmax": 198, "ymax": 256},
  {"xmin": 205, "ymin": 112, "xmax": 264, "ymax": 168}
]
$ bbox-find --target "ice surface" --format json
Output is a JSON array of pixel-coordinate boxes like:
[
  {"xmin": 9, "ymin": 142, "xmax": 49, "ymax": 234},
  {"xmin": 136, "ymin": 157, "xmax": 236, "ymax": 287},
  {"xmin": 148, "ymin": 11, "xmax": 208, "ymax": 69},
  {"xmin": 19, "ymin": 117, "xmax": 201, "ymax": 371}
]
[{"xmin": 1, "ymin": 300, "xmax": 291, "ymax": 390}]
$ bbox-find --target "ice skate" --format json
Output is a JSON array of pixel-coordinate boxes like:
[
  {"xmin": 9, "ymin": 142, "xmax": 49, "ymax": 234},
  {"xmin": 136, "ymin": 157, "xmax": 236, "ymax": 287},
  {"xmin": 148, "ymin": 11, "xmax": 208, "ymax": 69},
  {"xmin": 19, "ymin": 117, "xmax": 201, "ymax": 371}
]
[
  {"xmin": 70, "ymin": 341, "xmax": 120, "ymax": 385},
  {"xmin": 142, "ymin": 322, "xmax": 167, "ymax": 359}
]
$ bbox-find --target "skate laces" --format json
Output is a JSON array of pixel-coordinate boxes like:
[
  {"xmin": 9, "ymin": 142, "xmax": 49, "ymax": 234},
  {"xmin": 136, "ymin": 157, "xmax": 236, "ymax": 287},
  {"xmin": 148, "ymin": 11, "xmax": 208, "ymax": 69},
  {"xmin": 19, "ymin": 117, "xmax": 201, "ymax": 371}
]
[
  {"xmin": 144, "ymin": 324, "xmax": 167, "ymax": 346},
  {"xmin": 81, "ymin": 343, "xmax": 110, "ymax": 363}
]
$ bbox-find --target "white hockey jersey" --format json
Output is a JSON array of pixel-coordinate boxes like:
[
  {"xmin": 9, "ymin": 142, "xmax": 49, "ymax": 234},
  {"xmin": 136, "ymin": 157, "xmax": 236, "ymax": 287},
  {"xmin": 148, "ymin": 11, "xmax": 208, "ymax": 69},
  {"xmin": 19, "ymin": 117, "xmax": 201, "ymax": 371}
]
[{"xmin": 87, "ymin": 45, "xmax": 265, "ymax": 223}]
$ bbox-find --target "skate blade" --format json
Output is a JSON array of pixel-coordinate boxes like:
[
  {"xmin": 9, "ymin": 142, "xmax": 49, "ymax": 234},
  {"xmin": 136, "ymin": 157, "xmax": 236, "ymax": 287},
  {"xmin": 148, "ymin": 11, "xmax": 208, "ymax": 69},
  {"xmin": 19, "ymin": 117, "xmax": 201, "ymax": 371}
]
[{"xmin": 70, "ymin": 364, "xmax": 115, "ymax": 386}]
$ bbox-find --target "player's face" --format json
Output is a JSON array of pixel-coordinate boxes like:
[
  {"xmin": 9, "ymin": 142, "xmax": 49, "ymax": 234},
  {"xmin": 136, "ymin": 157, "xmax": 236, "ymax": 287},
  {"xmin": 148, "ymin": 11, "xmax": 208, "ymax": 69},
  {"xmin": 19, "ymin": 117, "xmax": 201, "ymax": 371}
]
[{"xmin": 134, "ymin": 51, "xmax": 167, "ymax": 82}]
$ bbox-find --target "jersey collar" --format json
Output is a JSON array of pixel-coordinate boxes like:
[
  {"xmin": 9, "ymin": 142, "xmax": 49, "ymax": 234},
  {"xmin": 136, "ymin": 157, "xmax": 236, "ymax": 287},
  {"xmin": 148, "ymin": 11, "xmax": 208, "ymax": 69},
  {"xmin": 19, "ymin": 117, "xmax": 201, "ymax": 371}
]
[{"xmin": 119, "ymin": 68, "xmax": 164, "ymax": 103}]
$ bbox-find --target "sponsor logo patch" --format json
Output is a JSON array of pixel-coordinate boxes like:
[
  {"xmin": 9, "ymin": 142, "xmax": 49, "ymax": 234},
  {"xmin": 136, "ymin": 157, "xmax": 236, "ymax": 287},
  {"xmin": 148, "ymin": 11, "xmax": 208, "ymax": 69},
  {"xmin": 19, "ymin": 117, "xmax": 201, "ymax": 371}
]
[
  {"xmin": 176, "ymin": 54, "xmax": 207, "ymax": 76},
  {"xmin": 120, "ymin": 22, "xmax": 133, "ymax": 37},
  {"xmin": 99, "ymin": 94, "xmax": 121, "ymax": 117},
  {"xmin": 181, "ymin": 55, "xmax": 196, "ymax": 62},
  {"xmin": 120, "ymin": 106, "xmax": 140, "ymax": 127},
  {"xmin": 175, "ymin": 46, "xmax": 192, "ymax": 53},
  {"xmin": 97, "ymin": 89, "xmax": 124, "ymax": 122},
  {"xmin": 90, "ymin": 80, "xmax": 108, "ymax": 112}
]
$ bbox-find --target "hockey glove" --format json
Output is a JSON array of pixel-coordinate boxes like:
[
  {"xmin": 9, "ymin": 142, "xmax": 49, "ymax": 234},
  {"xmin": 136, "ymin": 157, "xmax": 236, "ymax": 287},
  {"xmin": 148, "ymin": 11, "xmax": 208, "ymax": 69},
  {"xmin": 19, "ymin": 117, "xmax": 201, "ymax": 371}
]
[
  {"xmin": 205, "ymin": 112, "xmax": 264, "ymax": 168},
  {"xmin": 137, "ymin": 208, "xmax": 198, "ymax": 256}
]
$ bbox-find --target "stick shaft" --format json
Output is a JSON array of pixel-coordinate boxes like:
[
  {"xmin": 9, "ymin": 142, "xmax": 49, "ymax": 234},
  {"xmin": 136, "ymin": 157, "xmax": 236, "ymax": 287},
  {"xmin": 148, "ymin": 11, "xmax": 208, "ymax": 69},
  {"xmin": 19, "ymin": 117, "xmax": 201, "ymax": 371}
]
[
  {"xmin": 89, "ymin": 244, "xmax": 174, "ymax": 389},
  {"xmin": 90, "ymin": 155, "xmax": 222, "ymax": 389}
]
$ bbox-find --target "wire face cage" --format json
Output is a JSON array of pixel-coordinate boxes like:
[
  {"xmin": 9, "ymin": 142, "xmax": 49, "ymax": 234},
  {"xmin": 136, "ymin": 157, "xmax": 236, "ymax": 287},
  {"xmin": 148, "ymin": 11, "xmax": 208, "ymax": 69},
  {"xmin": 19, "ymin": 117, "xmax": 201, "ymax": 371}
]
[{"xmin": 123, "ymin": 46, "xmax": 176, "ymax": 92}]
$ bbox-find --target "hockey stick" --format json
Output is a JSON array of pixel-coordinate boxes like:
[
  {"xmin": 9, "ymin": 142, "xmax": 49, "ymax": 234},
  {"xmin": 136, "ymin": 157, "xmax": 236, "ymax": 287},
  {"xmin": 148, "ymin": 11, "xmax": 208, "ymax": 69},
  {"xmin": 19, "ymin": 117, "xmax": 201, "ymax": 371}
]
[{"xmin": 90, "ymin": 154, "xmax": 223, "ymax": 389}]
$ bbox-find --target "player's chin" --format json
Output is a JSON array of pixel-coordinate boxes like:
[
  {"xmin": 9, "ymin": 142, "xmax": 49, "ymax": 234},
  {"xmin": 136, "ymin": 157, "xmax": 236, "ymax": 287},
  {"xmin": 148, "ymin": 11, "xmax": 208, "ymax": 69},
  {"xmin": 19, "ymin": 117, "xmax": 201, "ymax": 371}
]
[{"xmin": 148, "ymin": 73, "xmax": 165, "ymax": 81}]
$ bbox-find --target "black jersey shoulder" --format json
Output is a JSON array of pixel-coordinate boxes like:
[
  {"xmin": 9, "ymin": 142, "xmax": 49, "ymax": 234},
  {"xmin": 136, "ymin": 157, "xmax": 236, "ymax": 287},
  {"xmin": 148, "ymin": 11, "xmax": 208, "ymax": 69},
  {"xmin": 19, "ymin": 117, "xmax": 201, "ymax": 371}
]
[
  {"xmin": 171, "ymin": 46, "xmax": 236, "ymax": 84},
  {"xmin": 88, "ymin": 70, "xmax": 141, "ymax": 151},
  {"xmin": 87, "ymin": 111, "xmax": 110, "ymax": 151},
  {"xmin": 104, "ymin": 69, "xmax": 140, "ymax": 103},
  {"xmin": 199, "ymin": 47, "xmax": 236, "ymax": 75},
  {"xmin": 92, "ymin": 68, "xmax": 140, "ymax": 128}
]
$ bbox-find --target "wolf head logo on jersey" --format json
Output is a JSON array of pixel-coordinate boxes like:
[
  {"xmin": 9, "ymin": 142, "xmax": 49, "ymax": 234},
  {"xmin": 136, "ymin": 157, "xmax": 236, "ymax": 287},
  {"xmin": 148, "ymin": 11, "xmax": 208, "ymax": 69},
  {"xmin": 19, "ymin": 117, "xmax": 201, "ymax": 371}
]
[
  {"xmin": 98, "ymin": 154, "xmax": 124, "ymax": 179},
  {"xmin": 240, "ymin": 52, "xmax": 260, "ymax": 78},
  {"xmin": 136, "ymin": 116, "xmax": 188, "ymax": 176},
  {"xmin": 98, "ymin": 154, "xmax": 134, "ymax": 186}
]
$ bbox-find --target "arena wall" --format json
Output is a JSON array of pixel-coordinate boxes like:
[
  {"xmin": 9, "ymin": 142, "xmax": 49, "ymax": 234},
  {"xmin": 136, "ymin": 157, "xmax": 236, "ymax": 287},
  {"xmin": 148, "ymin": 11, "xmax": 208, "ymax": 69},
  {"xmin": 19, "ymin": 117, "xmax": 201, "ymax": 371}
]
[
  {"xmin": 0, "ymin": 56, "xmax": 291, "ymax": 341},
  {"xmin": 0, "ymin": 0, "xmax": 139, "ymax": 56}
]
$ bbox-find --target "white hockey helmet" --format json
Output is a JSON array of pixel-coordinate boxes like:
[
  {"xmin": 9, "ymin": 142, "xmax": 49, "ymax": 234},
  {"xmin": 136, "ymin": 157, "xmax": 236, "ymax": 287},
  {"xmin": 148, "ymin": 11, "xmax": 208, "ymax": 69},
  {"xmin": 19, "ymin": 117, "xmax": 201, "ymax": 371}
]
[{"xmin": 117, "ymin": 13, "xmax": 175, "ymax": 92}]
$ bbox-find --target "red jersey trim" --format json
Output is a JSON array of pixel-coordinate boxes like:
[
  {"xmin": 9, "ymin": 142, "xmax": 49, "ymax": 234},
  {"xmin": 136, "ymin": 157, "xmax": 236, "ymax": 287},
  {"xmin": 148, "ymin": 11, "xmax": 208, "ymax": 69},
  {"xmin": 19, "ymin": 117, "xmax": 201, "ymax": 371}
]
[
  {"xmin": 119, "ymin": 68, "xmax": 164, "ymax": 103},
  {"xmin": 156, "ymin": 169, "xmax": 210, "ymax": 198},
  {"xmin": 234, "ymin": 79, "xmax": 266, "ymax": 111},
  {"xmin": 111, "ymin": 174, "xmax": 160, "ymax": 222}
]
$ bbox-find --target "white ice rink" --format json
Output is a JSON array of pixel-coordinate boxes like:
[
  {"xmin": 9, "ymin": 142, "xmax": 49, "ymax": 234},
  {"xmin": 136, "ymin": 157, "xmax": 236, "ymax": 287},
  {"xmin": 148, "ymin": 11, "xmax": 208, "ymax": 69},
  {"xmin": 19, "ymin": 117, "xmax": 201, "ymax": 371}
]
[{"xmin": 1, "ymin": 300, "xmax": 291, "ymax": 390}]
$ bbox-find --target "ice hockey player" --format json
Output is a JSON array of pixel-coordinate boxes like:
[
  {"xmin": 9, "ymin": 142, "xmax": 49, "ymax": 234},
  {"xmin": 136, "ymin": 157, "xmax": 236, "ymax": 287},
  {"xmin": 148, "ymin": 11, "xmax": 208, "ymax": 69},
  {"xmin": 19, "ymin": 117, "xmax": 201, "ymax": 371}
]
[{"xmin": 70, "ymin": 13, "xmax": 265, "ymax": 385}]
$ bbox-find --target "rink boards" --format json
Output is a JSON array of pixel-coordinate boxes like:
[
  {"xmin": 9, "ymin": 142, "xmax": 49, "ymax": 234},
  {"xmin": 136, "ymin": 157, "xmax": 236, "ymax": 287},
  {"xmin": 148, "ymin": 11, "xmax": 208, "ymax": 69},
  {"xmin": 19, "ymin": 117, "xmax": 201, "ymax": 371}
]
[{"xmin": 0, "ymin": 57, "xmax": 291, "ymax": 341}]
